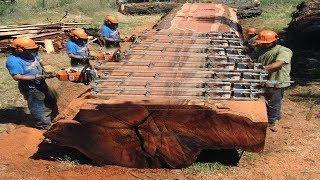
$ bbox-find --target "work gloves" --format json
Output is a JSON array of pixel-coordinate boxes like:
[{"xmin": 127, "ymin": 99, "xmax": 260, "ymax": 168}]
[{"xmin": 35, "ymin": 74, "xmax": 55, "ymax": 80}]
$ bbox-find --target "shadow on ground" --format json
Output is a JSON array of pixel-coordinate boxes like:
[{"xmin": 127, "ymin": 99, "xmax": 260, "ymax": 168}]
[
  {"xmin": 0, "ymin": 107, "xmax": 34, "ymax": 127},
  {"xmin": 32, "ymin": 142, "xmax": 241, "ymax": 168},
  {"xmin": 31, "ymin": 141, "xmax": 96, "ymax": 165},
  {"xmin": 291, "ymin": 50, "xmax": 320, "ymax": 83},
  {"xmin": 196, "ymin": 149, "xmax": 241, "ymax": 166}
]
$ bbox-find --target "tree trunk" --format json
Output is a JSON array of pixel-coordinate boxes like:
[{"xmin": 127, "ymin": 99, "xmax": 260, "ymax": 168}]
[
  {"xmin": 43, "ymin": 3, "xmax": 268, "ymax": 169},
  {"xmin": 119, "ymin": 2, "xmax": 178, "ymax": 15},
  {"xmin": 45, "ymin": 98, "xmax": 267, "ymax": 168}
]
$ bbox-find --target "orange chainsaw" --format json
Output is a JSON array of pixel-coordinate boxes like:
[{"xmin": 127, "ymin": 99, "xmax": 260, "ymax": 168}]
[
  {"xmin": 91, "ymin": 49, "xmax": 122, "ymax": 62},
  {"xmin": 44, "ymin": 66, "xmax": 96, "ymax": 85}
]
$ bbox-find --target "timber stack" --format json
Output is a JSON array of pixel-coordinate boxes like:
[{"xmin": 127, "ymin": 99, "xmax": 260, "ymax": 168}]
[
  {"xmin": 0, "ymin": 23, "xmax": 87, "ymax": 52},
  {"xmin": 44, "ymin": 3, "xmax": 268, "ymax": 168}
]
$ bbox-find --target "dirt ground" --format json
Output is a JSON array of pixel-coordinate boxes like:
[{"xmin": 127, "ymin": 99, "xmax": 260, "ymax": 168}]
[{"xmin": 0, "ymin": 92, "xmax": 319, "ymax": 179}]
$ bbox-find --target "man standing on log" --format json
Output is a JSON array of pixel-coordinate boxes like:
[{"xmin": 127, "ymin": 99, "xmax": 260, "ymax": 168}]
[
  {"xmin": 253, "ymin": 30, "xmax": 292, "ymax": 132},
  {"xmin": 6, "ymin": 38, "xmax": 58, "ymax": 130},
  {"xmin": 66, "ymin": 29, "xmax": 90, "ymax": 67},
  {"xmin": 100, "ymin": 15, "xmax": 121, "ymax": 47}
]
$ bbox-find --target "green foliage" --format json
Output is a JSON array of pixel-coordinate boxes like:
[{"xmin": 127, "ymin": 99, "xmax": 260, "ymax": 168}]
[
  {"xmin": 0, "ymin": 0, "xmax": 119, "ymax": 24},
  {"xmin": 0, "ymin": 2, "xmax": 15, "ymax": 16},
  {"xmin": 242, "ymin": 0, "xmax": 304, "ymax": 31},
  {"xmin": 32, "ymin": 0, "xmax": 96, "ymax": 10},
  {"xmin": 183, "ymin": 162, "xmax": 228, "ymax": 173},
  {"xmin": 56, "ymin": 155, "xmax": 79, "ymax": 167},
  {"xmin": 243, "ymin": 152, "xmax": 255, "ymax": 160},
  {"xmin": 58, "ymin": 0, "xmax": 74, "ymax": 7}
]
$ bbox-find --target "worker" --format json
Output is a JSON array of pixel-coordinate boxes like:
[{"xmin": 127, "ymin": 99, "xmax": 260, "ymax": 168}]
[
  {"xmin": 66, "ymin": 29, "xmax": 90, "ymax": 67},
  {"xmin": 253, "ymin": 30, "xmax": 292, "ymax": 132},
  {"xmin": 244, "ymin": 27, "xmax": 258, "ymax": 53},
  {"xmin": 6, "ymin": 38, "xmax": 58, "ymax": 130},
  {"xmin": 100, "ymin": 15, "xmax": 121, "ymax": 47}
]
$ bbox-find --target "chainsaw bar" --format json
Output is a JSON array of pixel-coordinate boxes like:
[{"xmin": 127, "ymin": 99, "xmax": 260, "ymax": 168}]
[{"xmin": 93, "ymin": 31, "xmax": 269, "ymax": 100}]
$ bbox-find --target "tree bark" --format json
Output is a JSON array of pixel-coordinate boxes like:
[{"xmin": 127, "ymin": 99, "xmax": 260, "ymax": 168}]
[{"xmin": 119, "ymin": 2, "xmax": 178, "ymax": 15}]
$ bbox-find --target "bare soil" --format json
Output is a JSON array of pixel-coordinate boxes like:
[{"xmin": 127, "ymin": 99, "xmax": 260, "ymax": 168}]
[{"xmin": 0, "ymin": 89, "xmax": 319, "ymax": 179}]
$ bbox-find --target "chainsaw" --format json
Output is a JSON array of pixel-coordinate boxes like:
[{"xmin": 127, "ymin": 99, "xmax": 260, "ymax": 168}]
[
  {"xmin": 44, "ymin": 65, "xmax": 96, "ymax": 85},
  {"xmin": 89, "ymin": 49, "xmax": 122, "ymax": 62}
]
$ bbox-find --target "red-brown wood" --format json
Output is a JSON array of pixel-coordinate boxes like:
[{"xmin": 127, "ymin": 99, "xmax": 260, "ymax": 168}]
[{"xmin": 44, "ymin": 3, "xmax": 268, "ymax": 168}]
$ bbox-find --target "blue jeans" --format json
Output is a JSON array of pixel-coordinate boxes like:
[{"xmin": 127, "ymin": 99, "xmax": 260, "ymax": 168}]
[
  {"xmin": 265, "ymin": 88, "xmax": 285, "ymax": 123},
  {"xmin": 19, "ymin": 80, "xmax": 58, "ymax": 129}
]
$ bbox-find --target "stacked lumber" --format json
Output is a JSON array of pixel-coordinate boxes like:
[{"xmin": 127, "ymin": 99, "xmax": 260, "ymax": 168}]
[
  {"xmin": 287, "ymin": 0, "xmax": 320, "ymax": 49},
  {"xmin": 0, "ymin": 23, "xmax": 87, "ymax": 52}
]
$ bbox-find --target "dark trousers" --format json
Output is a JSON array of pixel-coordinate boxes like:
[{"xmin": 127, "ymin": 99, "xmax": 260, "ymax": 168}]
[
  {"xmin": 70, "ymin": 58, "xmax": 90, "ymax": 67},
  {"xmin": 265, "ymin": 87, "xmax": 285, "ymax": 123},
  {"xmin": 104, "ymin": 41, "xmax": 120, "ymax": 48},
  {"xmin": 19, "ymin": 80, "xmax": 58, "ymax": 129}
]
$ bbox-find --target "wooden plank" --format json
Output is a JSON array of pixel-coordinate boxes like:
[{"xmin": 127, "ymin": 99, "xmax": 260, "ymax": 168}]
[
  {"xmin": 13, "ymin": 31, "xmax": 64, "ymax": 38},
  {"xmin": 0, "ymin": 22, "xmax": 88, "ymax": 30},
  {"xmin": 44, "ymin": 39, "xmax": 55, "ymax": 53}
]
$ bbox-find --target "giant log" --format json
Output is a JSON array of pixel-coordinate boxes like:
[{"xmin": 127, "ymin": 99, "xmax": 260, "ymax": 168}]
[
  {"xmin": 45, "ymin": 97, "xmax": 267, "ymax": 168},
  {"xmin": 43, "ymin": 3, "xmax": 268, "ymax": 168},
  {"xmin": 119, "ymin": 2, "xmax": 177, "ymax": 15},
  {"xmin": 119, "ymin": 0, "xmax": 262, "ymax": 18}
]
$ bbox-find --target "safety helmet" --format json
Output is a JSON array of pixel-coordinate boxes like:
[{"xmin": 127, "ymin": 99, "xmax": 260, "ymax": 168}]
[
  {"xmin": 105, "ymin": 15, "xmax": 119, "ymax": 24},
  {"xmin": 256, "ymin": 30, "xmax": 279, "ymax": 44},
  {"xmin": 246, "ymin": 27, "xmax": 257, "ymax": 35},
  {"xmin": 70, "ymin": 29, "xmax": 88, "ymax": 39},
  {"xmin": 10, "ymin": 38, "xmax": 38, "ymax": 50}
]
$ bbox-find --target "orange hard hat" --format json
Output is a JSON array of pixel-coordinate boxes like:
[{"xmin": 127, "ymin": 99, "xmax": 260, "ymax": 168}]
[
  {"xmin": 10, "ymin": 38, "xmax": 38, "ymax": 49},
  {"xmin": 256, "ymin": 30, "xmax": 279, "ymax": 44},
  {"xmin": 246, "ymin": 27, "xmax": 257, "ymax": 35},
  {"xmin": 71, "ymin": 29, "xmax": 88, "ymax": 39},
  {"xmin": 105, "ymin": 15, "xmax": 119, "ymax": 24}
]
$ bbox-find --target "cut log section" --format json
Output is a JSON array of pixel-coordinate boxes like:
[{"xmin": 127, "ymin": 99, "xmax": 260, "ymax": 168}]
[{"xmin": 45, "ymin": 97, "xmax": 267, "ymax": 168}]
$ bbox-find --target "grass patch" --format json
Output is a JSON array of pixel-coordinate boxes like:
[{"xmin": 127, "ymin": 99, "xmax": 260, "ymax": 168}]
[
  {"xmin": 242, "ymin": 152, "xmax": 255, "ymax": 160},
  {"xmin": 288, "ymin": 83, "xmax": 320, "ymax": 106},
  {"xmin": 183, "ymin": 162, "xmax": 228, "ymax": 173},
  {"xmin": 0, "ymin": 55, "xmax": 26, "ymax": 109},
  {"xmin": 241, "ymin": 0, "xmax": 304, "ymax": 32},
  {"xmin": 0, "ymin": 2, "xmax": 14, "ymax": 16},
  {"xmin": 0, "ymin": 0, "xmax": 161, "ymax": 36},
  {"xmin": 56, "ymin": 155, "xmax": 79, "ymax": 168}
]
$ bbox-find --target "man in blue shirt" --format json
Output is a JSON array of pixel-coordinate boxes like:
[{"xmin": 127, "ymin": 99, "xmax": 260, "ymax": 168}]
[
  {"xmin": 66, "ymin": 29, "xmax": 90, "ymax": 67},
  {"xmin": 6, "ymin": 38, "xmax": 58, "ymax": 130},
  {"xmin": 100, "ymin": 15, "xmax": 121, "ymax": 47}
]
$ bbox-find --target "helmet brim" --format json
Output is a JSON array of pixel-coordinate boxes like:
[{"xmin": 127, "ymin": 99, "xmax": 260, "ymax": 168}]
[
  {"xmin": 256, "ymin": 39, "xmax": 277, "ymax": 44},
  {"xmin": 24, "ymin": 45, "xmax": 39, "ymax": 50},
  {"xmin": 10, "ymin": 44, "xmax": 39, "ymax": 50},
  {"xmin": 78, "ymin": 36, "xmax": 88, "ymax": 40}
]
